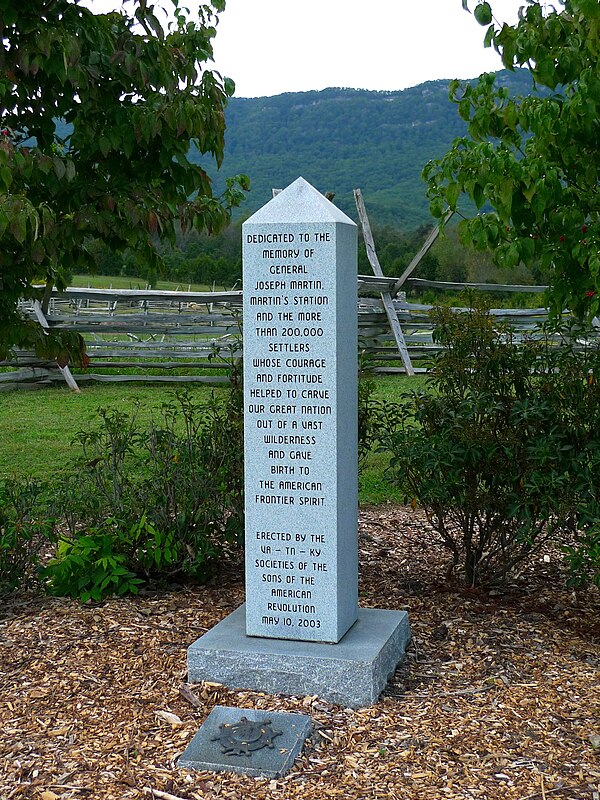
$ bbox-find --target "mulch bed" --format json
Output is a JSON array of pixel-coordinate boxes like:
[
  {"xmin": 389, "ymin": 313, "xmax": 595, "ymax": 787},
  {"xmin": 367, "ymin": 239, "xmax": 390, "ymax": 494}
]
[{"xmin": 1, "ymin": 505, "xmax": 599, "ymax": 800}]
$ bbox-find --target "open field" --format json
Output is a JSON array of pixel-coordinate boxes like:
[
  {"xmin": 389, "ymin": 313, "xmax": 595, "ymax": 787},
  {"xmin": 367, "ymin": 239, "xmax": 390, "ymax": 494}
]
[
  {"xmin": 70, "ymin": 275, "xmax": 231, "ymax": 292},
  {"xmin": 0, "ymin": 384, "xmax": 218, "ymax": 483},
  {"xmin": 0, "ymin": 376, "xmax": 423, "ymax": 504}
]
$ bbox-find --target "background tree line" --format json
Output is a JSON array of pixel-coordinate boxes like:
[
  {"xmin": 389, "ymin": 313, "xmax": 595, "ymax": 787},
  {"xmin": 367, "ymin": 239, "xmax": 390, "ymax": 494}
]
[{"xmin": 80, "ymin": 218, "xmax": 550, "ymax": 306}]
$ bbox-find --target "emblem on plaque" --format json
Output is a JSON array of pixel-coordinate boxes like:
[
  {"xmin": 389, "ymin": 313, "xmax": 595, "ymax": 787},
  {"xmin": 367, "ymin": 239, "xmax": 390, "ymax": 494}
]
[{"xmin": 212, "ymin": 716, "xmax": 282, "ymax": 757}]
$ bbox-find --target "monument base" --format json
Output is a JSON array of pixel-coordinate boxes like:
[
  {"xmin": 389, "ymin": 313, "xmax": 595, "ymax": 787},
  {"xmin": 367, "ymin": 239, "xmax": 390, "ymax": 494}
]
[{"xmin": 187, "ymin": 604, "xmax": 410, "ymax": 708}]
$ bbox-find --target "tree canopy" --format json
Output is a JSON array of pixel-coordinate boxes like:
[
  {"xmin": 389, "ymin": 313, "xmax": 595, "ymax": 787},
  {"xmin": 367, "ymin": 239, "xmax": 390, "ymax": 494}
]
[
  {"xmin": 0, "ymin": 0, "xmax": 247, "ymax": 362},
  {"xmin": 424, "ymin": 0, "xmax": 600, "ymax": 319}
]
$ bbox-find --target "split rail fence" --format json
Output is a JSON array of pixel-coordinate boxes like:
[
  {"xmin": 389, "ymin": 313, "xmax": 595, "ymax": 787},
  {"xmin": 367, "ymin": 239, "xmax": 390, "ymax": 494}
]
[
  {"xmin": 1, "ymin": 281, "xmax": 579, "ymax": 391},
  {"xmin": 3, "ymin": 190, "xmax": 599, "ymax": 390}
]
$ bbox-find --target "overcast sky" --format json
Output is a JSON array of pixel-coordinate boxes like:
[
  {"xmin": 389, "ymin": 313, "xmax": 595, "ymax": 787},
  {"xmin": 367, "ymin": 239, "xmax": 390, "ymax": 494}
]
[
  {"xmin": 211, "ymin": 0, "xmax": 525, "ymax": 97},
  {"xmin": 86, "ymin": 0, "xmax": 528, "ymax": 97}
]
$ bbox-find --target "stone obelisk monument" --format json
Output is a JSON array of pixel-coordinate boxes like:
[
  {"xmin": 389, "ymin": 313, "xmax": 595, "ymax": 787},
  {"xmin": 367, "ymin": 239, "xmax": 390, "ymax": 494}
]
[{"xmin": 188, "ymin": 178, "xmax": 410, "ymax": 707}]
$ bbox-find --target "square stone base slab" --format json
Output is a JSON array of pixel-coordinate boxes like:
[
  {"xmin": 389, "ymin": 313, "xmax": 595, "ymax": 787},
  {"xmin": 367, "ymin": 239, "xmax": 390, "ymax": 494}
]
[
  {"xmin": 178, "ymin": 705, "xmax": 312, "ymax": 778},
  {"xmin": 187, "ymin": 604, "xmax": 410, "ymax": 708}
]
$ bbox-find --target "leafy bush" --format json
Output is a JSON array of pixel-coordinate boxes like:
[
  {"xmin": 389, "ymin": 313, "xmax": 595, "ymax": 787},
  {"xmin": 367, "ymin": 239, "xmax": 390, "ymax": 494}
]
[
  {"xmin": 357, "ymin": 356, "xmax": 404, "ymax": 467},
  {"xmin": 44, "ymin": 385, "xmax": 244, "ymax": 600},
  {"xmin": 40, "ymin": 512, "xmax": 183, "ymax": 602},
  {"xmin": 0, "ymin": 478, "xmax": 54, "ymax": 595},
  {"xmin": 40, "ymin": 521, "xmax": 144, "ymax": 603},
  {"xmin": 358, "ymin": 373, "xmax": 381, "ymax": 467},
  {"xmin": 137, "ymin": 386, "xmax": 244, "ymax": 577},
  {"xmin": 383, "ymin": 303, "xmax": 600, "ymax": 587},
  {"xmin": 71, "ymin": 404, "xmax": 141, "ymax": 522}
]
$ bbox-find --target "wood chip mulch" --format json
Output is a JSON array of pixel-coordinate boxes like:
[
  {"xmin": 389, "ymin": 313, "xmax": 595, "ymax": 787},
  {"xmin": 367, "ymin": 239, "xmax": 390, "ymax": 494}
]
[{"xmin": 1, "ymin": 505, "xmax": 599, "ymax": 800}]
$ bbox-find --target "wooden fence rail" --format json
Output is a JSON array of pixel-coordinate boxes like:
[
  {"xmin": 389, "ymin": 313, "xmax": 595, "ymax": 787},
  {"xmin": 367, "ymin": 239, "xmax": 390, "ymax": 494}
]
[{"xmin": 2, "ymin": 279, "xmax": 599, "ymax": 390}]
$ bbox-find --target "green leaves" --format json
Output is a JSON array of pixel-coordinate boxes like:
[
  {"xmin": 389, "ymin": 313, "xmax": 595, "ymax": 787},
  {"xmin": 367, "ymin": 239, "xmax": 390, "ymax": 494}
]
[
  {"xmin": 0, "ymin": 0, "xmax": 248, "ymax": 361},
  {"xmin": 39, "ymin": 384, "xmax": 245, "ymax": 599},
  {"xmin": 474, "ymin": 2, "xmax": 493, "ymax": 26},
  {"xmin": 0, "ymin": 478, "xmax": 54, "ymax": 597},
  {"xmin": 41, "ymin": 526, "xmax": 145, "ymax": 603},
  {"xmin": 383, "ymin": 304, "xmax": 600, "ymax": 586},
  {"xmin": 52, "ymin": 156, "xmax": 66, "ymax": 180},
  {"xmin": 445, "ymin": 181, "xmax": 462, "ymax": 209},
  {"xmin": 423, "ymin": 0, "xmax": 600, "ymax": 320}
]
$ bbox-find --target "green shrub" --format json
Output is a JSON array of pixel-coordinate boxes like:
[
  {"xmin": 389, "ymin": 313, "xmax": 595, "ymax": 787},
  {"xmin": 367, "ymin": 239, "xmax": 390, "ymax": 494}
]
[
  {"xmin": 71, "ymin": 403, "xmax": 141, "ymax": 523},
  {"xmin": 44, "ymin": 386, "xmax": 245, "ymax": 600},
  {"xmin": 560, "ymin": 444, "xmax": 600, "ymax": 588},
  {"xmin": 130, "ymin": 513, "xmax": 181, "ymax": 578},
  {"xmin": 357, "ymin": 359, "xmax": 404, "ymax": 467},
  {"xmin": 358, "ymin": 373, "xmax": 381, "ymax": 467},
  {"xmin": 137, "ymin": 386, "xmax": 244, "ymax": 577},
  {"xmin": 40, "ymin": 520, "xmax": 144, "ymax": 603},
  {"xmin": 0, "ymin": 478, "xmax": 54, "ymax": 595},
  {"xmin": 382, "ymin": 303, "xmax": 600, "ymax": 587}
]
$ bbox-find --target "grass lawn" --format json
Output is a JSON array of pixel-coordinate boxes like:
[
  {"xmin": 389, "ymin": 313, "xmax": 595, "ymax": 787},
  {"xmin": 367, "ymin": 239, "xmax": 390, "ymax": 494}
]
[
  {"xmin": 0, "ymin": 375, "xmax": 426, "ymax": 503},
  {"xmin": 70, "ymin": 274, "xmax": 230, "ymax": 292},
  {"xmin": 0, "ymin": 383, "xmax": 218, "ymax": 480}
]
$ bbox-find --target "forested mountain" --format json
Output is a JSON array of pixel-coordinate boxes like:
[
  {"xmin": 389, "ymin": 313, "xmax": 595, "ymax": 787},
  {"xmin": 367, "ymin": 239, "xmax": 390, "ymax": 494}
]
[
  {"xmin": 67, "ymin": 68, "xmax": 546, "ymax": 290},
  {"xmin": 199, "ymin": 69, "xmax": 536, "ymax": 228}
]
